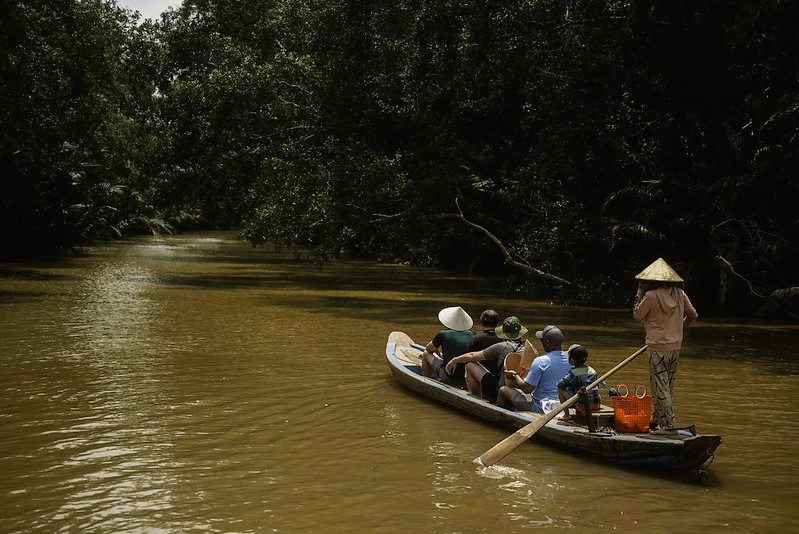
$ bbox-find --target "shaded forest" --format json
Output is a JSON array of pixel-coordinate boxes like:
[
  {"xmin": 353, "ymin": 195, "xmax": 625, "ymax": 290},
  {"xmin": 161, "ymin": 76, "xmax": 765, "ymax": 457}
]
[{"xmin": 1, "ymin": 0, "xmax": 797, "ymax": 318}]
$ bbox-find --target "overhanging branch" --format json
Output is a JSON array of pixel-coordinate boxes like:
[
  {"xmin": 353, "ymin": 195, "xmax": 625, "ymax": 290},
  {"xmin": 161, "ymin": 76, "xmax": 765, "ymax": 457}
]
[{"xmin": 439, "ymin": 199, "xmax": 571, "ymax": 285}]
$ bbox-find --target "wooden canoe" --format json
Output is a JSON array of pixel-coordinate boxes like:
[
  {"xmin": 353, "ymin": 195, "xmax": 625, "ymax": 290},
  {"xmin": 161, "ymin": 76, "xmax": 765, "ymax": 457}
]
[{"xmin": 386, "ymin": 331, "xmax": 721, "ymax": 471}]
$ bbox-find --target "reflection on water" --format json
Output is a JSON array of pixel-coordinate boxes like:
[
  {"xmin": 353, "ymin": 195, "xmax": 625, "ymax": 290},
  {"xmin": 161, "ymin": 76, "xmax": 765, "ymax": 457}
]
[
  {"xmin": 1, "ymin": 232, "xmax": 798, "ymax": 532},
  {"xmin": 67, "ymin": 262, "xmax": 160, "ymax": 354},
  {"xmin": 55, "ymin": 258, "xmax": 183, "ymax": 531}
]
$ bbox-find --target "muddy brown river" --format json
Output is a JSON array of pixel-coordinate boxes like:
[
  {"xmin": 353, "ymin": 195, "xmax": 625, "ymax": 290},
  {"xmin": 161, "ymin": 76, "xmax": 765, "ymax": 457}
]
[{"xmin": 1, "ymin": 232, "xmax": 797, "ymax": 532}]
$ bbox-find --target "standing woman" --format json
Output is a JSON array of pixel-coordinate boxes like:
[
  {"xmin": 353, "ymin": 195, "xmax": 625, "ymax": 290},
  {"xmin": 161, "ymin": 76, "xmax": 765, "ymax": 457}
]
[{"xmin": 633, "ymin": 258, "xmax": 698, "ymax": 431}]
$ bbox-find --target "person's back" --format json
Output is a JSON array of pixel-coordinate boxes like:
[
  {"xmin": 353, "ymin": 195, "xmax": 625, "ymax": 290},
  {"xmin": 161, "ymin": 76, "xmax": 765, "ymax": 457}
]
[
  {"xmin": 470, "ymin": 329, "xmax": 501, "ymax": 352},
  {"xmin": 432, "ymin": 328, "xmax": 474, "ymax": 381},
  {"xmin": 632, "ymin": 258, "xmax": 699, "ymax": 431},
  {"xmin": 421, "ymin": 306, "xmax": 475, "ymax": 386},
  {"xmin": 557, "ymin": 345, "xmax": 601, "ymax": 410},
  {"xmin": 564, "ymin": 365, "xmax": 600, "ymax": 401},
  {"xmin": 446, "ymin": 316, "xmax": 528, "ymax": 402},
  {"xmin": 528, "ymin": 349, "xmax": 572, "ymax": 409},
  {"xmin": 634, "ymin": 285, "xmax": 696, "ymax": 351},
  {"xmin": 498, "ymin": 324, "xmax": 570, "ymax": 412},
  {"xmin": 478, "ymin": 337, "xmax": 524, "ymax": 391},
  {"xmin": 468, "ymin": 309, "xmax": 503, "ymax": 373},
  {"xmin": 555, "ymin": 345, "xmax": 602, "ymax": 420}
]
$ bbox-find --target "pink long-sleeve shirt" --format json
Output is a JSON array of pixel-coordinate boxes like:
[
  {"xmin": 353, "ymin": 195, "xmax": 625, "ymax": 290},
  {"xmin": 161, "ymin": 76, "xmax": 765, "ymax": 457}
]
[{"xmin": 633, "ymin": 287, "xmax": 698, "ymax": 351}]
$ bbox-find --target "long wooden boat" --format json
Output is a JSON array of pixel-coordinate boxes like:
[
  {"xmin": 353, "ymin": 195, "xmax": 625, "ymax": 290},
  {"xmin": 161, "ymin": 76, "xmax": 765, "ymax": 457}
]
[{"xmin": 386, "ymin": 331, "xmax": 721, "ymax": 472}]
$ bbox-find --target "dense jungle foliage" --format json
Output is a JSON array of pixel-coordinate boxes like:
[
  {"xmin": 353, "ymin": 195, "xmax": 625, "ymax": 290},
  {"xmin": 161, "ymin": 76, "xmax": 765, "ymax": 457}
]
[{"xmin": 2, "ymin": 0, "xmax": 797, "ymax": 317}]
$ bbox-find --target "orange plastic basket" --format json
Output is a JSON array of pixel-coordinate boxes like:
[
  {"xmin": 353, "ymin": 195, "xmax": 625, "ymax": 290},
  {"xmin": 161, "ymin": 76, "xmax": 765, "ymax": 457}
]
[{"xmin": 612, "ymin": 383, "xmax": 651, "ymax": 433}]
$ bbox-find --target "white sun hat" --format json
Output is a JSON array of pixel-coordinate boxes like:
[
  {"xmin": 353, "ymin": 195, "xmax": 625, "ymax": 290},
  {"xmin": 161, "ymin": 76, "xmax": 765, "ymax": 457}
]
[
  {"xmin": 437, "ymin": 306, "xmax": 474, "ymax": 331},
  {"xmin": 635, "ymin": 257, "xmax": 684, "ymax": 282}
]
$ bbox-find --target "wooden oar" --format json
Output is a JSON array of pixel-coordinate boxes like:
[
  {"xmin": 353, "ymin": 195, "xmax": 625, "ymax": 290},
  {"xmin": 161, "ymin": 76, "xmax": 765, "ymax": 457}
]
[{"xmin": 476, "ymin": 345, "xmax": 648, "ymax": 467}]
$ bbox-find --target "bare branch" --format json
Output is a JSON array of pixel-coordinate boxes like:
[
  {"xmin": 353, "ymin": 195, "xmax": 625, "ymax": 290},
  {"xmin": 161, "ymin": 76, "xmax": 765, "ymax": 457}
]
[
  {"xmin": 439, "ymin": 199, "xmax": 571, "ymax": 285},
  {"xmin": 715, "ymin": 255, "xmax": 769, "ymax": 298},
  {"xmin": 370, "ymin": 212, "xmax": 405, "ymax": 224}
]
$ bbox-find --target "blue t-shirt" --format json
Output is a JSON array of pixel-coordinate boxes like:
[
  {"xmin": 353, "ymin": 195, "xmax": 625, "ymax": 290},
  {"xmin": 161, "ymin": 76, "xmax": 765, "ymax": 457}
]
[
  {"xmin": 431, "ymin": 329, "xmax": 474, "ymax": 380},
  {"xmin": 524, "ymin": 349, "xmax": 572, "ymax": 412}
]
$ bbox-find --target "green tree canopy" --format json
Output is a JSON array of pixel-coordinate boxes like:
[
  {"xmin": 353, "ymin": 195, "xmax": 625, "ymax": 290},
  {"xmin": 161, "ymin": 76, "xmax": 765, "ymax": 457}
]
[{"xmin": 2, "ymin": 0, "xmax": 796, "ymax": 316}]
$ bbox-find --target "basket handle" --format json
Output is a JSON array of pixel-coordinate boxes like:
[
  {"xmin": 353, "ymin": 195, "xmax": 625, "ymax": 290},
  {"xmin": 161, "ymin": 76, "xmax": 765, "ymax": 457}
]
[{"xmin": 617, "ymin": 383, "xmax": 648, "ymax": 398}]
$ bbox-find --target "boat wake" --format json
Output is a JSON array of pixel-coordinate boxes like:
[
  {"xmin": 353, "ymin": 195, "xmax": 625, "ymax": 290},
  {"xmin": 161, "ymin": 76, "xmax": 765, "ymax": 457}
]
[{"xmin": 475, "ymin": 463, "xmax": 526, "ymax": 480}]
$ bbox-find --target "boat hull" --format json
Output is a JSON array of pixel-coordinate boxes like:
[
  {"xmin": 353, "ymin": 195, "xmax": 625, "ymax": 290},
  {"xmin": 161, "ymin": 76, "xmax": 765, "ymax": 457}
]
[{"xmin": 386, "ymin": 334, "xmax": 720, "ymax": 470}]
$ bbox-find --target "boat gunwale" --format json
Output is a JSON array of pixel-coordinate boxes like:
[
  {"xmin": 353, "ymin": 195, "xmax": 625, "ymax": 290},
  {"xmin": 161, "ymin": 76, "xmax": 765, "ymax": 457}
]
[{"xmin": 386, "ymin": 338, "xmax": 721, "ymax": 470}]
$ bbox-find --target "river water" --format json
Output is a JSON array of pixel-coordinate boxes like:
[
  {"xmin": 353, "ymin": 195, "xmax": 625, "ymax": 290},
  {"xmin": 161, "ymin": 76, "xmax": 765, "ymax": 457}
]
[{"xmin": 1, "ymin": 232, "xmax": 797, "ymax": 533}]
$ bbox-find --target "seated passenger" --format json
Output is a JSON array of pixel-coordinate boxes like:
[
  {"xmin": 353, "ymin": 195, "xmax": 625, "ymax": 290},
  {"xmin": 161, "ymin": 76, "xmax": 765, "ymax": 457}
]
[
  {"xmin": 557, "ymin": 344, "xmax": 601, "ymax": 421},
  {"xmin": 497, "ymin": 325, "xmax": 571, "ymax": 412},
  {"xmin": 445, "ymin": 316, "xmax": 528, "ymax": 402},
  {"xmin": 468, "ymin": 309, "xmax": 503, "ymax": 352},
  {"xmin": 421, "ymin": 306, "xmax": 475, "ymax": 387}
]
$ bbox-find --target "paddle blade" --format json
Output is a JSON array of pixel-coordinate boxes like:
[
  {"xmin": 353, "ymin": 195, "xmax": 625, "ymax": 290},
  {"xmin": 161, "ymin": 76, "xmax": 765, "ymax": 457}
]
[
  {"xmin": 523, "ymin": 339, "xmax": 538, "ymax": 360},
  {"xmin": 388, "ymin": 331, "xmax": 424, "ymax": 364},
  {"xmin": 388, "ymin": 331, "xmax": 415, "ymax": 347}
]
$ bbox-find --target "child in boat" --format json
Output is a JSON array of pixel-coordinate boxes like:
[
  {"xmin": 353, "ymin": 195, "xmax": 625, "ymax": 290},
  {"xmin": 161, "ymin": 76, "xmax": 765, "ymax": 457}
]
[{"xmin": 557, "ymin": 344, "xmax": 601, "ymax": 420}]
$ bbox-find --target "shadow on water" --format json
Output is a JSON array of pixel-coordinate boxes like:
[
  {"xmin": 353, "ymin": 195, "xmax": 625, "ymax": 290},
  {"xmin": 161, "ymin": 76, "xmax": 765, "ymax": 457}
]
[
  {"xmin": 144, "ymin": 242, "xmax": 799, "ymax": 378},
  {"xmin": 0, "ymin": 266, "xmax": 72, "ymax": 303},
  {"xmin": 0, "ymin": 290, "xmax": 50, "ymax": 301},
  {"xmin": 155, "ymin": 260, "xmax": 505, "ymax": 293},
  {"xmin": 0, "ymin": 266, "xmax": 71, "ymax": 280}
]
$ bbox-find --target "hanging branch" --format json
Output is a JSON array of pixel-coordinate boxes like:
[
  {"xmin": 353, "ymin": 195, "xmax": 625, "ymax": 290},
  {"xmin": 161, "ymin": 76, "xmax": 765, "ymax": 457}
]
[
  {"xmin": 438, "ymin": 198, "xmax": 571, "ymax": 285},
  {"xmin": 715, "ymin": 255, "xmax": 769, "ymax": 298}
]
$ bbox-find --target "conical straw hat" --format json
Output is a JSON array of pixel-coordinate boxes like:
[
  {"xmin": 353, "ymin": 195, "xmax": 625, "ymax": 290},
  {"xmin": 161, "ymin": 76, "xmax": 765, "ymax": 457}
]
[
  {"xmin": 635, "ymin": 258, "xmax": 684, "ymax": 282},
  {"xmin": 438, "ymin": 306, "xmax": 473, "ymax": 331}
]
